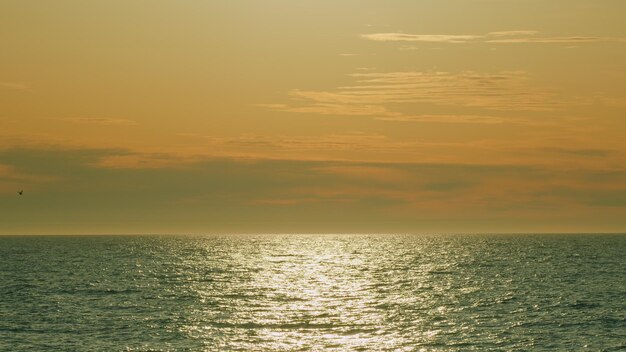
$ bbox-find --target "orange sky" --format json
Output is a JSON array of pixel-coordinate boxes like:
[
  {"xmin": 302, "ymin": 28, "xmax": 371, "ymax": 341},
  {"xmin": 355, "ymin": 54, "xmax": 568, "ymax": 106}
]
[{"xmin": 1, "ymin": 1, "xmax": 625, "ymax": 234}]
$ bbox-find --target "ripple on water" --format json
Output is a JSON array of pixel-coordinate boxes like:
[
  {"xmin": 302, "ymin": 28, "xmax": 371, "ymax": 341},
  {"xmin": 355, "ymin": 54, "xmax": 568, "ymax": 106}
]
[{"xmin": 0, "ymin": 234, "xmax": 625, "ymax": 351}]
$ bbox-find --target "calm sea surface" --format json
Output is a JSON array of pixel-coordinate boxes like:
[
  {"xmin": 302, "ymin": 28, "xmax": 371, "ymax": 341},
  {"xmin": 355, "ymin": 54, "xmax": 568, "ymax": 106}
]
[{"xmin": 0, "ymin": 234, "xmax": 625, "ymax": 351}]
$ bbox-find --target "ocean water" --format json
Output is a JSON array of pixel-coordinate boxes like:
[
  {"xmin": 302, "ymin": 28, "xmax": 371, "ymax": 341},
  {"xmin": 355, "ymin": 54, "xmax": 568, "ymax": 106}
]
[{"xmin": 0, "ymin": 234, "xmax": 625, "ymax": 351}]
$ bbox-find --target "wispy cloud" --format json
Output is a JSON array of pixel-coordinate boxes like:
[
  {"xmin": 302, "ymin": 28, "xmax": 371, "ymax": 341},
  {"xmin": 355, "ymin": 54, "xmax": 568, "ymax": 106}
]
[
  {"xmin": 258, "ymin": 103, "xmax": 401, "ymax": 117},
  {"xmin": 377, "ymin": 114, "xmax": 514, "ymax": 124},
  {"xmin": 93, "ymin": 153, "xmax": 194, "ymax": 169},
  {"xmin": 88, "ymin": 132, "xmax": 415, "ymax": 168},
  {"xmin": 488, "ymin": 30, "xmax": 539, "ymax": 37},
  {"xmin": 246, "ymin": 160, "xmax": 626, "ymax": 216},
  {"xmin": 315, "ymin": 165, "xmax": 411, "ymax": 183},
  {"xmin": 305, "ymin": 70, "xmax": 561, "ymax": 110},
  {"xmin": 535, "ymin": 147, "xmax": 616, "ymax": 158},
  {"xmin": 487, "ymin": 36, "xmax": 626, "ymax": 44},
  {"xmin": 3, "ymin": 147, "xmax": 625, "ymax": 233},
  {"xmin": 204, "ymin": 132, "xmax": 404, "ymax": 154},
  {"xmin": 198, "ymin": 131, "xmax": 623, "ymax": 168},
  {"xmin": 363, "ymin": 33, "xmax": 483, "ymax": 43},
  {"xmin": 362, "ymin": 30, "xmax": 626, "ymax": 44},
  {"xmin": 262, "ymin": 70, "xmax": 564, "ymax": 123},
  {"xmin": 0, "ymin": 82, "xmax": 32, "ymax": 91},
  {"xmin": 62, "ymin": 117, "xmax": 138, "ymax": 126}
]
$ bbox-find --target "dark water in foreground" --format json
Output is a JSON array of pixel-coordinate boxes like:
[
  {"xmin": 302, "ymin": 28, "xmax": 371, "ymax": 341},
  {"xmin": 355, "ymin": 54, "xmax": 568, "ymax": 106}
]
[{"xmin": 1, "ymin": 234, "xmax": 625, "ymax": 351}]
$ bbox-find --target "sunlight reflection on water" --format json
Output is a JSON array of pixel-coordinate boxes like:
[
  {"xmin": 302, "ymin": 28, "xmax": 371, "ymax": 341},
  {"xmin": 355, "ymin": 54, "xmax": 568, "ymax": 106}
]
[{"xmin": 1, "ymin": 234, "xmax": 625, "ymax": 351}]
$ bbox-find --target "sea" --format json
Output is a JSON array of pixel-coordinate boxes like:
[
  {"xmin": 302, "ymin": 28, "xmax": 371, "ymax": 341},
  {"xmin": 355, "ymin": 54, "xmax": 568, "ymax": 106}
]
[{"xmin": 0, "ymin": 234, "xmax": 624, "ymax": 351}]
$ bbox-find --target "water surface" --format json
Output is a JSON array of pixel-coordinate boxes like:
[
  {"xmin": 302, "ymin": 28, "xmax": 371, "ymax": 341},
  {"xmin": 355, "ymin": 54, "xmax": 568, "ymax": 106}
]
[{"xmin": 1, "ymin": 234, "xmax": 625, "ymax": 351}]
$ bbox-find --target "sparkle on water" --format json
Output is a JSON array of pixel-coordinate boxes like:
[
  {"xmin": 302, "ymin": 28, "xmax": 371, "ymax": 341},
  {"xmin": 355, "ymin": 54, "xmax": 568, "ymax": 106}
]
[{"xmin": 1, "ymin": 234, "xmax": 625, "ymax": 351}]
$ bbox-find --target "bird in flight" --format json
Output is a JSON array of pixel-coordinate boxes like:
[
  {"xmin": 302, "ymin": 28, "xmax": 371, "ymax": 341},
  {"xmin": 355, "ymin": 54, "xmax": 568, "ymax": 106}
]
[{"xmin": 18, "ymin": 190, "xmax": 23, "ymax": 196}]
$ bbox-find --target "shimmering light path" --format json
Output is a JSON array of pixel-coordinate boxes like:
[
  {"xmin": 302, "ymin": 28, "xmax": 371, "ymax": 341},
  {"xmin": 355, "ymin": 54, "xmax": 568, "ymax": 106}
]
[{"xmin": 1, "ymin": 234, "xmax": 625, "ymax": 351}]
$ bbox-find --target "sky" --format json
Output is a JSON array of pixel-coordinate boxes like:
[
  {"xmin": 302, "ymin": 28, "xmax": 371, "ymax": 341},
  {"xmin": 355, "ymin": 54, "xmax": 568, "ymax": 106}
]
[{"xmin": 1, "ymin": 0, "xmax": 625, "ymax": 234}]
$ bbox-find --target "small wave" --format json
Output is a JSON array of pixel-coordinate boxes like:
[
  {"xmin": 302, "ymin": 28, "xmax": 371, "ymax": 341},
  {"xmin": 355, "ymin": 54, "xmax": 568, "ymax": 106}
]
[
  {"xmin": 569, "ymin": 300, "xmax": 600, "ymax": 309},
  {"xmin": 210, "ymin": 321, "xmax": 351, "ymax": 330},
  {"xmin": 78, "ymin": 288, "xmax": 141, "ymax": 296}
]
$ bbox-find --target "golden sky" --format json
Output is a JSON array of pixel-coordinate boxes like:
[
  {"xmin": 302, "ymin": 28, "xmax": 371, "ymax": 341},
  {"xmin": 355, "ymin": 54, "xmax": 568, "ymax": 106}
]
[{"xmin": 1, "ymin": 1, "xmax": 625, "ymax": 234}]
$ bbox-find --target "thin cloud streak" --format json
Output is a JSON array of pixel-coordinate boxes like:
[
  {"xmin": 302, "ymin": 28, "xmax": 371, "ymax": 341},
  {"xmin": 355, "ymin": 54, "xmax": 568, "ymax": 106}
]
[
  {"xmin": 487, "ymin": 37, "xmax": 626, "ymax": 44},
  {"xmin": 263, "ymin": 70, "xmax": 565, "ymax": 125},
  {"xmin": 258, "ymin": 103, "xmax": 400, "ymax": 117},
  {"xmin": 316, "ymin": 71, "xmax": 560, "ymax": 110},
  {"xmin": 61, "ymin": 118, "xmax": 139, "ymax": 126},
  {"xmin": 488, "ymin": 30, "xmax": 539, "ymax": 37},
  {"xmin": 363, "ymin": 33, "xmax": 483, "ymax": 43},
  {"xmin": 377, "ymin": 114, "xmax": 517, "ymax": 124},
  {"xmin": 0, "ymin": 82, "xmax": 32, "ymax": 91},
  {"xmin": 362, "ymin": 31, "xmax": 626, "ymax": 44}
]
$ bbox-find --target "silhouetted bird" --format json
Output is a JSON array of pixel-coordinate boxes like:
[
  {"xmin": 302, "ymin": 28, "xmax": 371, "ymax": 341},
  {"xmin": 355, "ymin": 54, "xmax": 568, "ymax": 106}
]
[{"xmin": 18, "ymin": 190, "xmax": 23, "ymax": 195}]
